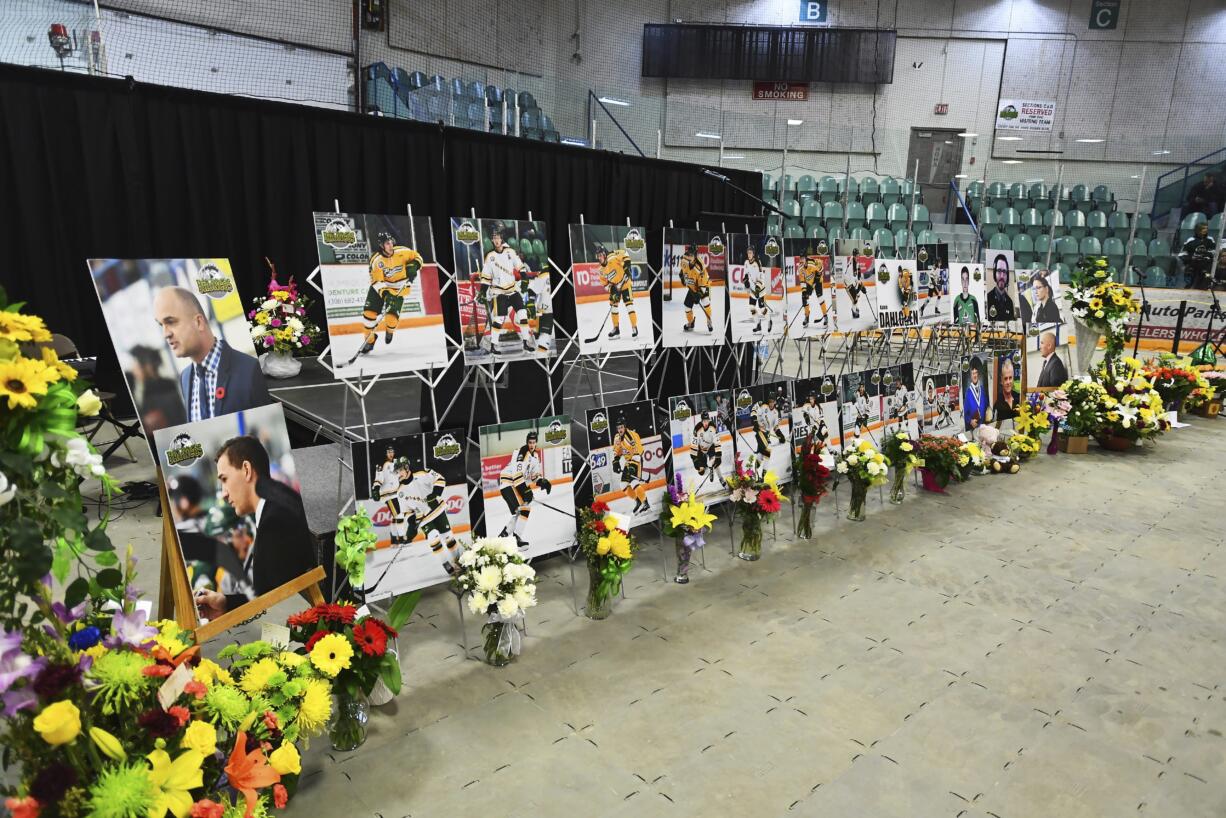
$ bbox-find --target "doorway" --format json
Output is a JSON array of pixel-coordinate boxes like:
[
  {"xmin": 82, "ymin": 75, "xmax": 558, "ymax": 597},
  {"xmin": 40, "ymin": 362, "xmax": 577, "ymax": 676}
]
[{"xmin": 905, "ymin": 128, "xmax": 967, "ymax": 221}]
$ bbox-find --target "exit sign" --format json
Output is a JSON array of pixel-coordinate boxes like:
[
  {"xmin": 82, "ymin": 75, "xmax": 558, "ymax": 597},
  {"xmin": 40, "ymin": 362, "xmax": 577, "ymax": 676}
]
[
  {"xmin": 1090, "ymin": 0, "xmax": 1119, "ymax": 29},
  {"xmin": 799, "ymin": 1, "xmax": 827, "ymax": 23},
  {"xmin": 934, "ymin": 103, "xmax": 949, "ymax": 115}
]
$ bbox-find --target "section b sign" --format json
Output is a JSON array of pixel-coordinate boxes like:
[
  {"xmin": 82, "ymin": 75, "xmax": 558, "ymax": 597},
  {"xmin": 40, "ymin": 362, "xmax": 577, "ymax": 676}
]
[
  {"xmin": 752, "ymin": 82, "xmax": 809, "ymax": 101},
  {"xmin": 799, "ymin": 1, "xmax": 827, "ymax": 22}
]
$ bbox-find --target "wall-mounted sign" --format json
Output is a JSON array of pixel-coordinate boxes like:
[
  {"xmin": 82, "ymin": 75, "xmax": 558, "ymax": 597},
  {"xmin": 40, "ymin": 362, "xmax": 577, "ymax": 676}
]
[
  {"xmin": 934, "ymin": 103, "xmax": 949, "ymax": 115},
  {"xmin": 995, "ymin": 99, "xmax": 1056, "ymax": 132},
  {"xmin": 1089, "ymin": 0, "xmax": 1120, "ymax": 30},
  {"xmin": 752, "ymin": 81, "xmax": 809, "ymax": 101},
  {"xmin": 799, "ymin": 1, "xmax": 828, "ymax": 23}
]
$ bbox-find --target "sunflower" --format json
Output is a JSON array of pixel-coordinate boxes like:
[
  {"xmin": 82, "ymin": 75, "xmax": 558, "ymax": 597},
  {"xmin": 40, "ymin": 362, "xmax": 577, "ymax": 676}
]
[
  {"xmin": 40, "ymin": 347, "xmax": 77, "ymax": 382},
  {"xmin": 0, "ymin": 311, "xmax": 52, "ymax": 343},
  {"xmin": 296, "ymin": 678, "xmax": 332, "ymax": 734},
  {"xmin": 0, "ymin": 357, "xmax": 58, "ymax": 410},
  {"xmin": 308, "ymin": 633, "xmax": 353, "ymax": 677}
]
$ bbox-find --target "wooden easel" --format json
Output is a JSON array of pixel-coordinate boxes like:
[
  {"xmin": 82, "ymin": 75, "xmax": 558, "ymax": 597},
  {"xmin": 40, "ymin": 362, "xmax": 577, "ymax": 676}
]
[{"xmin": 155, "ymin": 473, "xmax": 326, "ymax": 643}]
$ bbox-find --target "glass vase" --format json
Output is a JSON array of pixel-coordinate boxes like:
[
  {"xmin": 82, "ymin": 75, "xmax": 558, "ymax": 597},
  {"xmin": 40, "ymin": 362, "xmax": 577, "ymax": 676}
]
[
  {"xmin": 889, "ymin": 468, "xmax": 907, "ymax": 504},
  {"xmin": 585, "ymin": 556, "xmax": 615, "ymax": 620},
  {"xmin": 737, "ymin": 516, "xmax": 763, "ymax": 561},
  {"xmin": 796, "ymin": 501, "xmax": 815, "ymax": 539},
  {"xmin": 674, "ymin": 536, "xmax": 692, "ymax": 584},
  {"xmin": 847, "ymin": 481, "xmax": 868, "ymax": 521},
  {"xmin": 329, "ymin": 689, "xmax": 369, "ymax": 752},
  {"xmin": 481, "ymin": 617, "xmax": 519, "ymax": 666}
]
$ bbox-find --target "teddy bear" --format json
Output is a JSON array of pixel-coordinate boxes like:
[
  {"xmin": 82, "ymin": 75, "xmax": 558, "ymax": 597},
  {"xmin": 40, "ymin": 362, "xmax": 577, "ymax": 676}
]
[{"xmin": 976, "ymin": 424, "xmax": 1021, "ymax": 474}]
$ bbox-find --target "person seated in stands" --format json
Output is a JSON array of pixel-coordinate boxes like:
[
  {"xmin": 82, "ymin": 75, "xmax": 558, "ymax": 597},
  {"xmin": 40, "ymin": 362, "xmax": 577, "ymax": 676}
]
[
  {"xmin": 1180, "ymin": 223, "xmax": 1217, "ymax": 289},
  {"xmin": 1184, "ymin": 173, "xmax": 1224, "ymax": 218}
]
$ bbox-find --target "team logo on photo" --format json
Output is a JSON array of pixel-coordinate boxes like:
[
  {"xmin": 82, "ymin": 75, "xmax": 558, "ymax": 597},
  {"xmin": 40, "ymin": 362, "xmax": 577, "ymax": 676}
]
[
  {"xmin": 973, "ymin": 269, "xmax": 983, "ymax": 281},
  {"xmin": 734, "ymin": 390, "xmax": 753, "ymax": 410},
  {"xmin": 165, "ymin": 432, "xmax": 203, "ymax": 468},
  {"xmin": 321, "ymin": 218, "xmax": 358, "ymax": 249},
  {"xmin": 672, "ymin": 400, "xmax": 692, "ymax": 422},
  {"xmin": 432, "ymin": 434, "xmax": 462, "ymax": 461},
  {"xmin": 544, "ymin": 419, "xmax": 568, "ymax": 445},
  {"xmin": 918, "ymin": 247, "xmax": 930, "ymax": 264},
  {"xmin": 962, "ymin": 360, "xmax": 971, "ymax": 372},
  {"xmin": 589, "ymin": 412, "xmax": 609, "ymax": 435},
  {"xmin": 882, "ymin": 371, "xmax": 894, "ymax": 386},
  {"xmin": 194, "ymin": 263, "xmax": 233, "ymax": 298},
  {"xmin": 763, "ymin": 237, "xmax": 781, "ymax": 258},
  {"xmin": 862, "ymin": 243, "xmax": 875, "ymax": 258},
  {"xmin": 708, "ymin": 236, "xmax": 725, "ymax": 257},
  {"xmin": 821, "ymin": 378, "xmax": 835, "ymax": 396},
  {"xmin": 816, "ymin": 240, "xmax": 830, "ymax": 255},
  {"xmin": 870, "ymin": 371, "xmax": 881, "ymax": 385},
  {"xmin": 454, "ymin": 221, "xmax": 481, "ymax": 245},
  {"xmin": 623, "ymin": 228, "xmax": 646, "ymax": 253}
]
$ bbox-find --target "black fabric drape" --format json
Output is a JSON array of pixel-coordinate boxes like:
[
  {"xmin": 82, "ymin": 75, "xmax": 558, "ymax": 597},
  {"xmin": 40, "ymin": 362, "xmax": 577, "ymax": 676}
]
[{"xmin": 0, "ymin": 64, "xmax": 758, "ymax": 425}]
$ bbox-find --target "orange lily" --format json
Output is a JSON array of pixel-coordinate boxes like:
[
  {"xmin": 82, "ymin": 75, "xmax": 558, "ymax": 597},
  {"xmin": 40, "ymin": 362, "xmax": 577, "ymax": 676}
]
[
  {"xmin": 154, "ymin": 644, "xmax": 201, "ymax": 667},
  {"xmin": 223, "ymin": 731, "xmax": 281, "ymax": 818}
]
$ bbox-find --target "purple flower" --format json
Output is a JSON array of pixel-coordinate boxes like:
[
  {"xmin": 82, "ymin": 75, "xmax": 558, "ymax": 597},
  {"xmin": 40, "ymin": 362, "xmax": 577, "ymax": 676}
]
[
  {"xmin": 51, "ymin": 600, "xmax": 87, "ymax": 625},
  {"xmin": 105, "ymin": 608, "xmax": 157, "ymax": 649},
  {"xmin": 0, "ymin": 630, "xmax": 42, "ymax": 696},
  {"xmin": 300, "ymin": 335, "xmax": 310, "ymax": 345},
  {"xmin": 263, "ymin": 336, "xmax": 274, "ymax": 347},
  {"xmin": 68, "ymin": 626, "xmax": 101, "ymax": 651},
  {"xmin": 297, "ymin": 308, "xmax": 305, "ymax": 316},
  {"xmin": 270, "ymin": 318, "xmax": 282, "ymax": 328},
  {"xmin": 2, "ymin": 688, "xmax": 36, "ymax": 717}
]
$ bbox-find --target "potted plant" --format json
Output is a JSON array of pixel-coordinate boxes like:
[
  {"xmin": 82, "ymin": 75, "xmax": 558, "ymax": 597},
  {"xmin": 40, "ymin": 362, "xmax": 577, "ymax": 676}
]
[
  {"xmin": 1048, "ymin": 380, "xmax": 1102, "ymax": 453},
  {"xmin": 914, "ymin": 435, "xmax": 963, "ymax": 492}
]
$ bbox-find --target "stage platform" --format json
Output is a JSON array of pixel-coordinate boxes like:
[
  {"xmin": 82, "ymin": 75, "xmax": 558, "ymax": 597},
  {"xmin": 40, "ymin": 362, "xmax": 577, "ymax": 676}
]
[{"xmin": 268, "ymin": 358, "xmax": 424, "ymax": 445}]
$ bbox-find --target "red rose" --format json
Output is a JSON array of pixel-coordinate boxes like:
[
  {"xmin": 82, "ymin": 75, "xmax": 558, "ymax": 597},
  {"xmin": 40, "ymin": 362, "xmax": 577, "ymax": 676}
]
[
  {"xmin": 303, "ymin": 630, "xmax": 333, "ymax": 652},
  {"xmin": 593, "ymin": 520, "xmax": 607, "ymax": 534},
  {"xmin": 352, "ymin": 619, "xmax": 388, "ymax": 657},
  {"xmin": 590, "ymin": 500, "xmax": 609, "ymax": 514}
]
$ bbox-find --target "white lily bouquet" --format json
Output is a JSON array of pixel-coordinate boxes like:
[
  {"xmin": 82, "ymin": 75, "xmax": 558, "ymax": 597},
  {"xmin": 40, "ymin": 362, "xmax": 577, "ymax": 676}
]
[{"xmin": 453, "ymin": 537, "xmax": 538, "ymax": 666}]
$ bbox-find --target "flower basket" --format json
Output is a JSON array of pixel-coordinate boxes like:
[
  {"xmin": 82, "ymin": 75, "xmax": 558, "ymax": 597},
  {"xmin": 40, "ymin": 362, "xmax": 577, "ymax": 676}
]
[
  {"xmin": 260, "ymin": 348, "xmax": 303, "ymax": 379},
  {"xmin": 1096, "ymin": 434, "xmax": 1135, "ymax": 452},
  {"xmin": 918, "ymin": 467, "xmax": 947, "ymax": 493},
  {"xmin": 1193, "ymin": 399, "xmax": 1221, "ymax": 417},
  {"xmin": 1059, "ymin": 433, "xmax": 1089, "ymax": 454}
]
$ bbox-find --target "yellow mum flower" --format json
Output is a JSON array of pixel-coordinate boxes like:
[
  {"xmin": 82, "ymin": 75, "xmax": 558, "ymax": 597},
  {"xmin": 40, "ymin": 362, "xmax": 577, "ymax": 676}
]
[
  {"xmin": 857, "ymin": 439, "xmax": 873, "ymax": 453},
  {"xmin": 610, "ymin": 536, "xmax": 633, "ymax": 560},
  {"xmin": 279, "ymin": 651, "xmax": 307, "ymax": 669},
  {"xmin": 297, "ymin": 678, "xmax": 332, "ymax": 734},
  {"xmin": 193, "ymin": 658, "xmax": 234, "ymax": 686},
  {"xmin": 239, "ymin": 657, "xmax": 282, "ymax": 694},
  {"xmin": 0, "ymin": 357, "xmax": 58, "ymax": 410},
  {"xmin": 309, "ymin": 633, "xmax": 354, "ymax": 677},
  {"xmin": 0, "ymin": 311, "xmax": 52, "ymax": 343}
]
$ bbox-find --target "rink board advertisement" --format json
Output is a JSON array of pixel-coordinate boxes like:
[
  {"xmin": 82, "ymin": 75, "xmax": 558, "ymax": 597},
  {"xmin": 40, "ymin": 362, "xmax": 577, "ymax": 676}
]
[
  {"xmin": 571, "ymin": 224, "xmax": 655, "ymax": 354},
  {"xmin": 313, "ymin": 213, "xmax": 448, "ymax": 378},
  {"xmin": 728, "ymin": 233, "xmax": 786, "ymax": 342},
  {"xmin": 350, "ymin": 429, "xmax": 472, "ymax": 600},
  {"xmin": 732, "ymin": 381, "xmax": 793, "ymax": 482},
  {"xmin": 662, "ymin": 228, "xmax": 728, "ymax": 348},
  {"xmin": 783, "ymin": 238, "xmax": 833, "ymax": 339},
  {"xmin": 452, "ymin": 217, "xmax": 558, "ymax": 364},
  {"xmin": 668, "ymin": 390, "xmax": 735, "ymax": 504},
  {"xmin": 479, "ymin": 416, "xmax": 575, "ymax": 559},
  {"xmin": 586, "ymin": 400, "xmax": 668, "ymax": 528}
]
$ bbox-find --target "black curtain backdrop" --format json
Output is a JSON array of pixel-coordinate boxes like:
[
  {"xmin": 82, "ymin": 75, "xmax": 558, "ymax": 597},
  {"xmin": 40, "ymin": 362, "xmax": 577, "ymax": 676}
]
[{"xmin": 0, "ymin": 64, "xmax": 758, "ymax": 426}]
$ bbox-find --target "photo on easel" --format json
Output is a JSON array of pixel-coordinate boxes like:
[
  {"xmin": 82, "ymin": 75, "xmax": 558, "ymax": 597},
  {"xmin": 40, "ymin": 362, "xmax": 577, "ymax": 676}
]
[
  {"xmin": 451, "ymin": 217, "xmax": 558, "ymax": 364},
  {"xmin": 350, "ymin": 429, "xmax": 472, "ymax": 600},
  {"xmin": 151, "ymin": 403, "xmax": 319, "ymax": 622},
  {"xmin": 922, "ymin": 372, "xmax": 962, "ymax": 432},
  {"xmin": 1028, "ymin": 325, "xmax": 1073, "ymax": 388},
  {"xmin": 783, "ymin": 238, "xmax": 833, "ymax": 339},
  {"xmin": 479, "ymin": 415, "xmax": 575, "ymax": 558},
  {"xmin": 880, "ymin": 362, "xmax": 921, "ymax": 439},
  {"xmin": 87, "ymin": 258, "xmax": 274, "ymax": 438},
  {"xmin": 838, "ymin": 369, "xmax": 883, "ymax": 447},
  {"xmin": 961, "ymin": 352, "xmax": 992, "ymax": 430},
  {"xmin": 1018, "ymin": 268, "xmax": 1064, "ymax": 330},
  {"xmin": 832, "ymin": 253, "xmax": 878, "ymax": 333},
  {"xmin": 732, "ymin": 382, "xmax": 793, "ymax": 482},
  {"xmin": 586, "ymin": 400, "xmax": 668, "ymax": 528},
  {"xmin": 791, "ymin": 375, "xmax": 843, "ymax": 454},
  {"xmin": 916, "ymin": 243, "xmax": 951, "ymax": 325},
  {"xmin": 313, "ymin": 212, "xmax": 448, "ymax": 379},
  {"xmin": 668, "ymin": 390, "xmax": 735, "ymax": 504},
  {"xmin": 728, "ymin": 233, "xmax": 786, "ymax": 342},
  {"xmin": 571, "ymin": 223, "xmax": 655, "ymax": 354},
  {"xmin": 875, "ymin": 259, "xmax": 921, "ymax": 330},
  {"xmin": 951, "ymin": 263, "xmax": 987, "ymax": 326},
  {"xmin": 992, "ymin": 348, "xmax": 1024, "ymax": 425},
  {"xmin": 985, "ymin": 250, "xmax": 1020, "ymax": 325},
  {"xmin": 662, "ymin": 228, "xmax": 727, "ymax": 348}
]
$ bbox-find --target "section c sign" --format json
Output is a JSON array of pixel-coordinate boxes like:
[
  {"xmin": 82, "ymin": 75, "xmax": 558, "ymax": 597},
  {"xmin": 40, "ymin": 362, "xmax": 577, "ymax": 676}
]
[
  {"xmin": 995, "ymin": 99, "xmax": 1056, "ymax": 132},
  {"xmin": 1090, "ymin": 0, "xmax": 1120, "ymax": 30},
  {"xmin": 753, "ymin": 82, "xmax": 809, "ymax": 101}
]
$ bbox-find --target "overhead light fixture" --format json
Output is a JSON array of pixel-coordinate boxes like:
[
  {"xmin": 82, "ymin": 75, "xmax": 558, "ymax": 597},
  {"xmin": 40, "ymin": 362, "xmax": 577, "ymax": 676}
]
[
  {"xmin": 723, "ymin": 153, "xmax": 745, "ymax": 159},
  {"xmin": 597, "ymin": 96, "xmax": 629, "ymax": 107},
  {"xmin": 560, "ymin": 137, "xmax": 588, "ymax": 147},
  {"xmin": 1001, "ymin": 160, "xmax": 1023, "ymax": 164},
  {"xmin": 1130, "ymin": 175, "xmax": 1140, "ymax": 179},
  {"xmin": 787, "ymin": 119, "xmax": 804, "ymax": 126},
  {"xmin": 696, "ymin": 131, "xmax": 721, "ymax": 139},
  {"xmin": 957, "ymin": 132, "xmax": 978, "ymax": 137},
  {"xmin": 997, "ymin": 136, "xmax": 1023, "ymax": 141},
  {"xmin": 1076, "ymin": 138, "xmax": 1105, "ymax": 143},
  {"xmin": 954, "ymin": 174, "xmax": 968, "ymax": 179},
  {"xmin": 1152, "ymin": 149, "xmax": 1171, "ymax": 155}
]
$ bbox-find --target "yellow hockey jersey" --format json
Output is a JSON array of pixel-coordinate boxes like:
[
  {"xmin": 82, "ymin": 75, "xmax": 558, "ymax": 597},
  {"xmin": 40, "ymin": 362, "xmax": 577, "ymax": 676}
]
[
  {"xmin": 599, "ymin": 250, "xmax": 634, "ymax": 291},
  {"xmin": 369, "ymin": 246, "xmax": 423, "ymax": 297},
  {"xmin": 680, "ymin": 255, "xmax": 710, "ymax": 292},
  {"xmin": 612, "ymin": 429, "xmax": 644, "ymax": 464},
  {"xmin": 799, "ymin": 257, "xmax": 824, "ymax": 287}
]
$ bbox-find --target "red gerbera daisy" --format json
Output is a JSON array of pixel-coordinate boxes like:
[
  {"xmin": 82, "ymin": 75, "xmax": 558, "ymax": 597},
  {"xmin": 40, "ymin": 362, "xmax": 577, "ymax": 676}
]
[
  {"xmin": 287, "ymin": 607, "xmax": 321, "ymax": 629},
  {"xmin": 322, "ymin": 604, "xmax": 357, "ymax": 626},
  {"xmin": 755, "ymin": 489, "xmax": 781, "ymax": 514},
  {"xmin": 352, "ymin": 619, "xmax": 387, "ymax": 657},
  {"xmin": 303, "ymin": 630, "xmax": 333, "ymax": 652}
]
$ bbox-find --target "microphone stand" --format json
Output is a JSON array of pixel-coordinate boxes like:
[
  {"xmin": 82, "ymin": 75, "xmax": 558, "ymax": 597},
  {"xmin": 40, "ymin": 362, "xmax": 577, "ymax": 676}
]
[
  {"xmin": 1131, "ymin": 265, "xmax": 1151, "ymax": 359},
  {"xmin": 701, "ymin": 168, "xmax": 790, "ymax": 221}
]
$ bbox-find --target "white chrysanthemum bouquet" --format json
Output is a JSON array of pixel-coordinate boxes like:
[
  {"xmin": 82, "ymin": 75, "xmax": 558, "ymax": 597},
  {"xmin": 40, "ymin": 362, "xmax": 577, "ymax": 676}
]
[{"xmin": 452, "ymin": 537, "xmax": 538, "ymax": 665}]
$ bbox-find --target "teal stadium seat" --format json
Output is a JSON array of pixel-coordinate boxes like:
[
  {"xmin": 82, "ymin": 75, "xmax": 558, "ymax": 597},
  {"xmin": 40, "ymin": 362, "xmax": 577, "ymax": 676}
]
[
  {"xmin": 860, "ymin": 177, "xmax": 881, "ymax": 205},
  {"xmin": 822, "ymin": 201, "xmax": 844, "ymax": 227},
  {"xmin": 1021, "ymin": 208, "xmax": 1043, "ymax": 236},
  {"xmin": 839, "ymin": 177, "xmax": 860, "ymax": 203},
  {"xmin": 1210, "ymin": 213, "xmax": 1225, "ymax": 236},
  {"xmin": 985, "ymin": 182, "xmax": 1009, "ymax": 210},
  {"xmin": 1102, "ymin": 237, "xmax": 1125, "ymax": 276},
  {"xmin": 761, "ymin": 173, "xmax": 773, "ymax": 197},
  {"xmin": 1055, "ymin": 235, "xmax": 1080, "ymax": 267},
  {"xmin": 845, "ymin": 202, "xmax": 866, "ymax": 232},
  {"xmin": 797, "ymin": 175, "xmax": 816, "ymax": 194},
  {"xmin": 1144, "ymin": 265, "xmax": 1167, "ymax": 287},
  {"xmin": 866, "ymin": 202, "xmax": 888, "ymax": 230},
  {"xmin": 1001, "ymin": 207, "xmax": 1022, "ymax": 238},
  {"xmin": 988, "ymin": 232, "xmax": 1011, "ymax": 252},
  {"xmin": 1069, "ymin": 184, "xmax": 1092, "ymax": 214},
  {"xmin": 1065, "ymin": 210, "xmax": 1088, "ymax": 240},
  {"xmin": 911, "ymin": 204, "xmax": 932, "ymax": 232},
  {"xmin": 1086, "ymin": 210, "xmax": 1108, "ymax": 240},
  {"xmin": 1108, "ymin": 211, "xmax": 1130, "ymax": 241},
  {"xmin": 1008, "ymin": 183, "xmax": 1027, "ymax": 207},
  {"xmin": 894, "ymin": 229, "xmax": 913, "ymax": 255},
  {"xmin": 1133, "ymin": 214, "xmax": 1154, "ymax": 242},
  {"xmin": 1013, "ymin": 234, "xmax": 1035, "ymax": 267},
  {"xmin": 887, "ymin": 203, "xmax": 909, "ymax": 229},
  {"xmin": 1180, "ymin": 212, "xmax": 1208, "ymax": 244},
  {"xmin": 1080, "ymin": 236, "xmax": 1103, "ymax": 263},
  {"xmin": 873, "ymin": 228, "xmax": 894, "ymax": 258},
  {"xmin": 965, "ymin": 180, "xmax": 985, "ymax": 213},
  {"xmin": 1148, "ymin": 238, "xmax": 1173, "ymax": 275},
  {"xmin": 1092, "ymin": 185, "xmax": 1114, "ymax": 211},
  {"xmin": 818, "ymin": 177, "xmax": 840, "ymax": 204},
  {"xmin": 880, "ymin": 178, "xmax": 902, "ymax": 206},
  {"xmin": 979, "ymin": 207, "xmax": 1001, "ymax": 235},
  {"xmin": 849, "ymin": 227, "xmax": 872, "ymax": 245},
  {"xmin": 826, "ymin": 225, "xmax": 847, "ymax": 246},
  {"xmin": 808, "ymin": 224, "xmax": 827, "ymax": 241},
  {"xmin": 784, "ymin": 225, "xmax": 805, "ymax": 239},
  {"xmin": 1030, "ymin": 182, "xmax": 1052, "ymax": 214},
  {"xmin": 1033, "ymin": 234, "xmax": 1052, "ymax": 265},
  {"xmin": 1043, "ymin": 208, "xmax": 1064, "ymax": 238},
  {"xmin": 801, "ymin": 199, "xmax": 821, "ymax": 225},
  {"xmin": 915, "ymin": 229, "xmax": 939, "ymax": 246},
  {"xmin": 1127, "ymin": 238, "xmax": 1149, "ymax": 271}
]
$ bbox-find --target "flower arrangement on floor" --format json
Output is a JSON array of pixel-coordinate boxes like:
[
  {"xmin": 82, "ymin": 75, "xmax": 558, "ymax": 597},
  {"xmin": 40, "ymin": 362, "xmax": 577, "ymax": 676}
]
[
  {"xmin": 248, "ymin": 264, "xmax": 321, "ymax": 378},
  {"xmin": 452, "ymin": 537, "xmax": 538, "ymax": 666},
  {"xmin": 1090, "ymin": 357, "xmax": 1168, "ymax": 448},
  {"xmin": 1143, "ymin": 355, "xmax": 1208, "ymax": 418},
  {"xmin": 1007, "ymin": 432, "xmax": 1041, "ymax": 460},
  {"xmin": 834, "ymin": 440, "xmax": 889, "ymax": 521},
  {"xmin": 914, "ymin": 435, "xmax": 964, "ymax": 492},
  {"xmin": 333, "ymin": 507, "xmax": 379, "ymax": 601},
  {"xmin": 1187, "ymin": 368, "xmax": 1221, "ymax": 414},
  {"xmin": 1010, "ymin": 400, "xmax": 1050, "ymax": 460},
  {"xmin": 880, "ymin": 431, "xmax": 919, "ymax": 505},
  {"xmin": 576, "ymin": 501, "xmax": 638, "ymax": 620},
  {"xmin": 792, "ymin": 433, "xmax": 832, "ymax": 538},
  {"xmin": 1063, "ymin": 256, "xmax": 1140, "ymax": 365},
  {"xmin": 956, "ymin": 440, "xmax": 986, "ymax": 479},
  {"xmin": 662, "ymin": 477, "xmax": 716, "ymax": 584},
  {"xmin": 726, "ymin": 455, "xmax": 787, "ymax": 560},
  {"xmin": 1044, "ymin": 380, "xmax": 1102, "ymax": 451},
  {"xmin": 287, "ymin": 597, "xmax": 418, "ymax": 751}
]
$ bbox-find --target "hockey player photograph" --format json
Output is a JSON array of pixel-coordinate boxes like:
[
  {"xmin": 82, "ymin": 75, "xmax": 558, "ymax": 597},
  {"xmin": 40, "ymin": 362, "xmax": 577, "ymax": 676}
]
[
  {"xmin": 480, "ymin": 416, "xmax": 575, "ymax": 559},
  {"xmin": 151, "ymin": 404, "xmax": 319, "ymax": 622},
  {"xmin": 668, "ymin": 390, "xmax": 735, "ymax": 503},
  {"xmin": 728, "ymin": 234, "xmax": 786, "ymax": 343},
  {"xmin": 832, "ymin": 253, "xmax": 878, "ymax": 333},
  {"xmin": 783, "ymin": 239, "xmax": 832, "ymax": 339},
  {"xmin": 880, "ymin": 363, "xmax": 920, "ymax": 439},
  {"xmin": 962, "ymin": 352, "xmax": 992, "ymax": 430},
  {"xmin": 952, "ymin": 264, "xmax": 986, "ymax": 326},
  {"xmin": 733, "ymin": 382, "xmax": 793, "ymax": 482},
  {"xmin": 922, "ymin": 373, "xmax": 962, "ymax": 432},
  {"xmin": 586, "ymin": 400, "xmax": 667, "ymax": 529},
  {"xmin": 916, "ymin": 243, "xmax": 950, "ymax": 324},
  {"xmin": 875, "ymin": 259, "xmax": 920, "ymax": 329},
  {"xmin": 88, "ymin": 257, "xmax": 274, "ymax": 439},
  {"xmin": 350, "ymin": 429, "xmax": 473, "ymax": 600},
  {"xmin": 790, "ymin": 375, "xmax": 843, "ymax": 454},
  {"xmin": 452, "ymin": 217, "xmax": 558, "ymax": 364},
  {"xmin": 313, "ymin": 212, "xmax": 449, "ymax": 378},
  {"xmin": 838, "ymin": 370, "xmax": 882, "ymax": 446},
  {"xmin": 662, "ymin": 228, "xmax": 727, "ymax": 349},
  {"xmin": 571, "ymin": 223, "xmax": 655, "ymax": 354}
]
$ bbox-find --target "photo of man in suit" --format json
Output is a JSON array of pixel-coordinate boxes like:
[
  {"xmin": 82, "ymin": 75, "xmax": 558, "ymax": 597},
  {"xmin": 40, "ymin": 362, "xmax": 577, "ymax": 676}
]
[
  {"xmin": 962, "ymin": 358, "xmax": 989, "ymax": 430},
  {"xmin": 1036, "ymin": 331, "xmax": 1069, "ymax": 388},
  {"xmin": 154, "ymin": 286, "xmax": 272, "ymax": 421},
  {"xmin": 194, "ymin": 435, "xmax": 316, "ymax": 619}
]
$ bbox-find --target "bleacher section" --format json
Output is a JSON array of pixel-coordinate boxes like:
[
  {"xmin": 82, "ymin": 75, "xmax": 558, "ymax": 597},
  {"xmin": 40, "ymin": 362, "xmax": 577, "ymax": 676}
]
[{"xmin": 364, "ymin": 63, "xmax": 560, "ymax": 142}]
